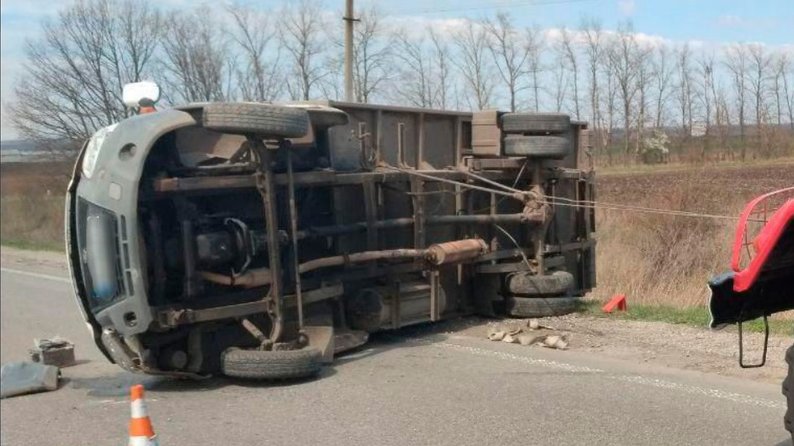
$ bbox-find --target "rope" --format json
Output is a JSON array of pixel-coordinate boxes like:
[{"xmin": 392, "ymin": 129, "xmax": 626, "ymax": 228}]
[
  {"xmin": 546, "ymin": 196, "xmax": 743, "ymax": 221},
  {"xmin": 388, "ymin": 165, "xmax": 751, "ymax": 222},
  {"xmin": 382, "ymin": 166, "xmax": 521, "ymax": 200}
]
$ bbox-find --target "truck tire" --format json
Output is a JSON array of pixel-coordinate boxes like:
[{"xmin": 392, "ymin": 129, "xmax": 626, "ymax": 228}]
[
  {"xmin": 503, "ymin": 135, "xmax": 571, "ymax": 159},
  {"xmin": 501, "ymin": 113, "xmax": 571, "ymax": 134},
  {"xmin": 506, "ymin": 271, "xmax": 574, "ymax": 296},
  {"xmin": 202, "ymin": 103, "xmax": 309, "ymax": 138},
  {"xmin": 784, "ymin": 343, "xmax": 794, "ymax": 438},
  {"xmin": 504, "ymin": 295, "xmax": 582, "ymax": 318},
  {"xmin": 221, "ymin": 347, "xmax": 321, "ymax": 380}
]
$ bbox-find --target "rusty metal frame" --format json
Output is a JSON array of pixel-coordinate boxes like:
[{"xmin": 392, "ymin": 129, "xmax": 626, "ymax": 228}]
[
  {"xmin": 156, "ymin": 283, "xmax": 345, "ymax": 328},
  {"xmin": 149, "ymin": 169, "xmax": 519, "ymax": 194},
  {"xmin": 253, "ymin": 143, "xmax": 285, "ymax": 341}
]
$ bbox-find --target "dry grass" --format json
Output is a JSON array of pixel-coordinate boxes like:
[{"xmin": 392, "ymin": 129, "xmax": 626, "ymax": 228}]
[
  {"xmin": 0, "ymin": 162, "xmax": 71, "ymax": 251},
  {"xmin": 592, "ymin": 161, "xmax": 794, "ymax": 310}
]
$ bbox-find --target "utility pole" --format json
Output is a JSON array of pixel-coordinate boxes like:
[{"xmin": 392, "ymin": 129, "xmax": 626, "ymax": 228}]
[{"xmin": 343, "ymin": 0, "xmax": 355, "ymax": 102}]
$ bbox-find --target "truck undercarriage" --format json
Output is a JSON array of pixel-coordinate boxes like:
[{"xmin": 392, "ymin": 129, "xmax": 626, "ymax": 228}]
[{"xmin": 67, "ymin": 101, "xmax": 596, "ymax": 379}]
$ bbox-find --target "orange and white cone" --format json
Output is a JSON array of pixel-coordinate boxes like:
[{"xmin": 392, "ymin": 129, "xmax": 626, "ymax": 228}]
[{"xmin": 128, "ymin": 384, "xmax": 159, "ymax": 446}]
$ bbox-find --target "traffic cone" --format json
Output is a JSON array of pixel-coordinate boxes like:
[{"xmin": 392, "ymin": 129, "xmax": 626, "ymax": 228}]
[
  {"xmin": 602, "ymin": 294, "xmax": 627, "ymax": 313},
  {"xmin": 128, "ymin": 384, "xmax": 159, "ymax": 446}
]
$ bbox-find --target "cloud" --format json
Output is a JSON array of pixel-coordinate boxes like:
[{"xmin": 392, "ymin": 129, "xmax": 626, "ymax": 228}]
[
  {"xmin": 618, "ymin": 0, "xmax": 635, "ymax": 17},
  {"xmin": 714, "ymin": 14, "xmax": 780, "ymax": 30},
  {"xmin": 384, "ymin": 15, "xmax": 475, "ymax": 40}
]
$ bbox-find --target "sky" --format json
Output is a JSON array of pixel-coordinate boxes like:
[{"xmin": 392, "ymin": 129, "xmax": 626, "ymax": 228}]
[{"xmin": 1, "ymin": 0, "xmax": 793, "ymax": 140}]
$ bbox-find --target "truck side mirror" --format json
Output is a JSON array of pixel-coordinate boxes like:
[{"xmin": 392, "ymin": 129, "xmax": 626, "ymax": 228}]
[{"xmin": 123, "ymin": 81, "xmax": 160, "ymax": 109}]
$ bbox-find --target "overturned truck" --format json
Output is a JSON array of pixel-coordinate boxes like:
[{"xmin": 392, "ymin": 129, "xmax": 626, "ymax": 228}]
[{"xmin": 66, "ymin": 98, "xmax": 596, "ymax": 379}]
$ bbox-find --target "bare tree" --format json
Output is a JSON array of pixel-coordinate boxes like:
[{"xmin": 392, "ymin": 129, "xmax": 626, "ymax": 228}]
[
  {"xmin": 601, "ymin": 49, "xmax": 619, "ymax": 154},
  {"xmin": 770, "ymin": 52, "xmax": 788, "ymax": 126},
  {"xmin": 675, "ymin": 43, "xmax": 694, "ymax": 139},
  {"xmin": 713, "ymin": 82, "xmax": 732, "ymax": 153},
  {"xmin": 747, "ymin": 44, "xmax": 772, "ymax": 127},
  {"xmin": 351, "ymin": 7, "xmax": 392, "ymax": 103},
  {"xmin": 606, "ymin": 22, "xmax": 641, "ymax": 155},
  {"xmin": 428, "ymin": 28, "xmax": 452, "ymax": 109},
  {"xmin": 651, "ymin": 45, "xmax": 674, "ymax": 129},
  {"xmin": 160, "ymin": 7, "xmax": 230, "ymax": 103},
  {"xmin": 634, "ymin": 45, "xmax": 652, "ymax": 155},
  {"xmin": 226, "ymin": 4, "xmax": 282, "ymax": 101},
  {"xmin": 775, "ymin": 53, "xmax": 794, "ymax": 129},
  {"xmin": 483, "ymin": 13, "xmax": 529, "ymax": 112},
  {"xmin": 391, "ymin": 31, "xmax": 435, "ymax": 108},
  {"xmin": 697, "ymin": 54, "xmax": 716, "ymax": 159},
  {"xmin": 557, "ymin": 27, "xmax": 581, "ymax": 119},
  {"xmin": 524, "ymin": 26, "xmax": 544, "ymax": 112},
  {"xmin": 724, "ymin": 44, "xmax": 749, "ymax": 157},
  {"xmin": 390, "ymin": 28, "xmax": 450, "ymax": 109},
  {"xmin": 580, "ymin": 17, "xmax": 603, "ymax": 150},
  {"xmin": 454, "ymin": 20, "xmax": 494, "ymax": 110},
  {"xmin": 550, "ymin": 53, "xmax": 569, "ymax": 112},
  {"xmin": 10, "ymin": 0, "xmax": 161, "ymax": 148},
  {"xmin": 281, "ymin": 0, "xmax": 329, "ymax": 101}
]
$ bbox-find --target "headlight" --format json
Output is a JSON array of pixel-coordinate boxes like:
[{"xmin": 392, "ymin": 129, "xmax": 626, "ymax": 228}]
[{"xmin": 81, "ymin": 123, "xmax": 117, "ymax": 179}]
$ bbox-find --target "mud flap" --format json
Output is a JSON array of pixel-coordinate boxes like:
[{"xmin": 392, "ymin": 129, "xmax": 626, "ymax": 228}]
[{"xmin": 303, "ymin": 325, "xmax": 335, "ymax": 364}]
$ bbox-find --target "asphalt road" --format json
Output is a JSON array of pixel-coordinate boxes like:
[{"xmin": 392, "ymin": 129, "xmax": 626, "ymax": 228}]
[{"xmin": 1, "ymin": 266, "xmax": 791, "ymax": 446}]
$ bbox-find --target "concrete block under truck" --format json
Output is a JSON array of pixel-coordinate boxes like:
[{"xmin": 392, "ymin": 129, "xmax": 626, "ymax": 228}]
[
  {"xmin": 708, "ymin": 187, "xmax": 794, "ymax": 439},
  {"xmin": 66, "ymin": 83, "xmax": 596, "ymax": 380}
]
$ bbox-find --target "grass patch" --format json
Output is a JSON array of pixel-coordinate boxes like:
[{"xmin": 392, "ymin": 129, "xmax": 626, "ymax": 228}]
[
  {"xmin": 598, "ymin": 156, "xmax": 794, "ymax": 177},
  {"xmin": 581, "ymin": 301, "xmax": 794, "ymax": 336},
  {"xmin": 0, "ymin": 237, "xmax": 64, "ymax": 252},
  {"xmin": 0, "ymin": 194, "xmax": 65, "ymax": 252}
]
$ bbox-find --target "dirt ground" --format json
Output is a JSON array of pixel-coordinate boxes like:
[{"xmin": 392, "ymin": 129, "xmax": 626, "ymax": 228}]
[
  {"xmin": 598, "ymin": 162, "xmax": 794, "ymax": 207},
  {"xmin": 445, "ymin": 315, "xmax": 791, "ymax": 385}
]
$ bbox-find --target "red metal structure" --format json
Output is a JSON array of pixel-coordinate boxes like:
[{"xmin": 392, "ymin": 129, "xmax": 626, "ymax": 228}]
[
  {"xmin": 730, "ymin": 187, "xmax": 794, "ymax": 292},
  {"xmin": 709, "ymin": 187, "xmax": 794, "ymax": 330}
]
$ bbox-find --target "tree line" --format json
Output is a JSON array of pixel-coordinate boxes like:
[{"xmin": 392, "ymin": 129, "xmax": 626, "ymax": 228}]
[{"xmin": 9, "ymin": 0, "xmax": 794, "ymax": 164}]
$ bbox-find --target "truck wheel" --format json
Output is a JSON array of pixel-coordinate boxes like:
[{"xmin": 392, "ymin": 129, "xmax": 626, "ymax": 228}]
[
  {"xmin": 784, "ymin": 344, "xmax": 794, "ymax": 438},
  {"xmin": 202, "ymin": 103, "xmax": 309, "ymax": 138},
  {"xmin": 503, "ymin": 135, "xmax": 571, "ymax": 159},
  {"xmin": 506, "ymin": 271, "xmax": 574, "ymax": 296},
  {"xmin": 501, "ymin": 113, "xmax": 571, "ymax": 134},
  {"xmin": 504, "ymin": 296, "xmax": 581, "ymax": 318},
  {"xmin": 221, "ymin": 346, "xmax": 321, "ymax": 380}
]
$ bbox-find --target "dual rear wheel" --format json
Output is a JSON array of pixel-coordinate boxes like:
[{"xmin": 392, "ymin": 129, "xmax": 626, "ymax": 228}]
[{"xmin": 500, "ymin": 112, "xmax": 572, "ymax": 159}]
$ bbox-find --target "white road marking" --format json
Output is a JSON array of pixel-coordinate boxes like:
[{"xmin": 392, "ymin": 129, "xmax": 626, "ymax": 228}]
[
  {"xmin": 413, "ymin": 336, "xmax": 785, "ymax": 410},
  {"xmin": 613, "ymin": 375, "xmax": 784, "ymax": 409},
  {"xmin": 436, "ymin": 340, "xmax": 604, "ymax": 373},
  {"xmin": 0, "ymin": 267, "xmax": 71, "ymax": 284}
]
